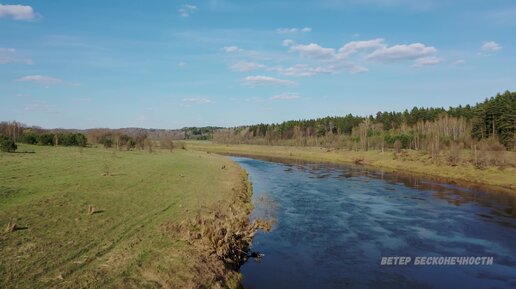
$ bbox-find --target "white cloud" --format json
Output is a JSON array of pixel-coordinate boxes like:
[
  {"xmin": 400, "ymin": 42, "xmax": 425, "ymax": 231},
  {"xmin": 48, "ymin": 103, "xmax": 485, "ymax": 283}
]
[
  {"xmin": 337, "ymin": 38, "xmax": 385, "ymax": 58},
  {"xmin": 282, "ymin": 39, "xmax": 296, "ymax": 47},
  {"xmin": 227, "ymin": 38, "xmax": 438, "ymax": 81},
  {"xmin": 484, "ymin": 8, "xmax": 516, "ymax": 27},
  {"xmin": 451, "ymin": 59, "xmax": 465, "ymax": 66},
  {"xmin": 283, "ymin": 39, "xmax": 438, "ymax": 64},
  {"xmin": 243, "ymin": 75, "xmax": 296, "ymax": 86},
  {"xmin": 481, "ymin": 41, "xmax": 502, "ymax": 52},
  {"xmin": 223, "ymin": 46, "xmax": 243, "ymax": 53},
  {"xmin": 348, "ymin": 64, "xmax": 369, "ymax": 73},
  {"xmin": 0, "ymin": 48, "xmax": 15, "ymax": 53},
  {"xmin": 271, "ymin": 93, "xmax": 302, "ymax": 100},
  {"xmin": 24, "ymin": 101, "xmax": 57, "ymax": 113},
  {"xmin": 0, "ymin": 47, "xmax": 32, "ymax": 65},
  {"xmin": 231, "ymin": 61, "xmax": 266, "ymax": 72},
  {"xmin": 0, "ymin": 48, "xmax": 15, "ymax": 64},
  {"xmin": 17, "ymin": 75, "xmax": 63, "ymax": 85},
  {"xmin": 277, "ymin": 27, "xmax": 312, "ymax": 34},
  {"xmin": 276, "ymin": 64, "xmax": 336, "ymax": 76},
  {"xmin": 178, "ymin": 4, "xmax": 197, "ymax": 17},
  {"xmin": 322, "ymin": 0, "xmax": 435, "ymax": 11},
  {"xmin": 0, "ymin": 4, "xmax": 35, "ymax": 21},
  {"xmin": 182, "ymin": 97, "xmax": 212, "ymax": 104},
  {"xmin": 412, "ymin": 56, "xmax": 440, "ymax": 67},
  {"xmin": 366, "ymin": 43, "xmax": 437, "ymax": 61},
  {"xmin": 177, "ymin": 61, "xmax": 187, "ymax": 67},
  {"xmin": 288, "ymin": 43, "xmax": 336, "ymax": 59}
]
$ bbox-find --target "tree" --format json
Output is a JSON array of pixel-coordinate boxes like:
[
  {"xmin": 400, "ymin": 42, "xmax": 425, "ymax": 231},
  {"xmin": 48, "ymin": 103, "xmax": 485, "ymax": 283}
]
[{"xmin": 135, "ymin": 133, "xmax": 147, "ymax": 150}]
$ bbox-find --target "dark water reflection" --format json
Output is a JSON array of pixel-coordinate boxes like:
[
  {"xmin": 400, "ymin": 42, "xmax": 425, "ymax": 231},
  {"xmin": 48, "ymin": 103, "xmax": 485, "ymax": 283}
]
[{"xmin": 232, "ymin": 157, "xmax": 516, "ymax": 289}]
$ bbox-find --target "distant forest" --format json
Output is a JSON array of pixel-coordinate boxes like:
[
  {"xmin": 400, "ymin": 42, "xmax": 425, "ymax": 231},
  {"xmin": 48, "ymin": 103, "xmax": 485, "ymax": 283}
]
[
  {"xmin": 0, "ymin": 124, "xmax": 221, "ymax": 150},
  {"xmin": 214, "ymin": 91, "xmax": 516, "ymax": 152},
  {"xmin": 1, "ymin": 91, "xmax": 515, "ymax": 155}
]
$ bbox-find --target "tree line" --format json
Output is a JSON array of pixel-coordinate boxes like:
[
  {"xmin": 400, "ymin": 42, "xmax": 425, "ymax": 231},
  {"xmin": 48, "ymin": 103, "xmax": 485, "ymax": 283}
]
[
  {"xmin": 2, "ymin": 91, "xmax": 514, "ymax": 159},
  {"xmin": 0, "ymin": 124, "xmax": 88, "ymax": 151},
  {"xmin": 0, "ymin": 122, "xmax": 221, "ymax": 153},
  {"xmin": 214, "ymin": 91, "xmax": 516, "ymax": 153}
]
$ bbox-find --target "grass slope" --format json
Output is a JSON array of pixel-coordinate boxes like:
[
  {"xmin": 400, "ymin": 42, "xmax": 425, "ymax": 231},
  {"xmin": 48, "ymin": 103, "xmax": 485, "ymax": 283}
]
[
  {"xmin": 0, "ymin": 144, "xmax": 244, "ymax": 288},
  {"xmin": 187, "ymin": 141, "xmax": 516, "ymax": 193}
]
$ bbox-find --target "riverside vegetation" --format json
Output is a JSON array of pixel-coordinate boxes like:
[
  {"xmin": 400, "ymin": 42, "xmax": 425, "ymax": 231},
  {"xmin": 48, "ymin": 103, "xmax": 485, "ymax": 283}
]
[
  {"xmin": 0, "ymin": 144, "xmax": 269, "ymax": 289},
  {"xmin": 198, "ymin": 91, "xmax": 515, "ymax": 192}
]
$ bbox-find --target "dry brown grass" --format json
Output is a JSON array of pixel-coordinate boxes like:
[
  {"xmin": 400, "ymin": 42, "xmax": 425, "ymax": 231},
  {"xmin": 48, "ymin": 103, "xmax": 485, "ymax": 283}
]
[
  {"xmin": 160, "ymin": 176, "xmax": 272, "ymax": 289},
  {"xmin": 4, "ymin": 220, "xmax": 16, "ymax": 233},
  {"xmin": 184, "ymin": 204, "xmax": 271, "ymax": 265}
]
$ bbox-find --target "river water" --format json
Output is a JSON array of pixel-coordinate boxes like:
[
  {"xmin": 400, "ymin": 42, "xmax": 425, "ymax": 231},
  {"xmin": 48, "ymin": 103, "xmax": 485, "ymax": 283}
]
[{"xmin": 232, "ymin": 157, "xmax": 516, "ymax": 289}]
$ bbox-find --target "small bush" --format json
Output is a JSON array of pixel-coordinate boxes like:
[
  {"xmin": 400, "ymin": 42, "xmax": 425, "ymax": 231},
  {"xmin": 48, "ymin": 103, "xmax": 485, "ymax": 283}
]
[
  {"xmin": 126, "ymin": 139, "xmax": 136, "ymax": 150},
  {"xmin": 0, "ymin": 135, "xmax": 17, "ymax": 152},
  {"xmin": 37, "ymin": 134, "xmax": 55, "ymax": 146},
  {"xmin": 22, "ymin": 132, "xmax": 38, "ymax": 144},
  {"xmin": 99, "ymin": 136, "xmax": 113, "ymax": 148}
]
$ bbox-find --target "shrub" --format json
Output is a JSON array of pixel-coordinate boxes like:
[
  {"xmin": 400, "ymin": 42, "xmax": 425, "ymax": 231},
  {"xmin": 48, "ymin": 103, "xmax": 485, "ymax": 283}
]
[
  {"xmin": 22, "ymin": 132, "xmax": 38, "ymax": 144},
  {"xmin": 37, "ymin": 134, "xmax": 55, "ymax": 146},
  {"xmin": 126, "ymin": 139, "xmax": 136, "ymax": 150},
  {"xmin": 74, "ymin": 133, "xmax": 87, "ymax": 147},
  {"xmin": 477, "ymin": 137, "xmax": 507, "ymax": 167},
  {"xmin": 98, "ymin": 135, "xmax": 113, "ymax": 148},
  {"xmin": 0, "ymin": 135, "xmax": 17, "ymax": 152},
  {"xmin": 385, "ymin": 133, "xmax": 412, "ymax": 149}
]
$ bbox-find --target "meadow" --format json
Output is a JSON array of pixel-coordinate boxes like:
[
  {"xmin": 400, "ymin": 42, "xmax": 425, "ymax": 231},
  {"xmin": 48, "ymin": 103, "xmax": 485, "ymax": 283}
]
[{"xmin": 0, "ymin": 144, "xmax": 247, "ymax": 289}]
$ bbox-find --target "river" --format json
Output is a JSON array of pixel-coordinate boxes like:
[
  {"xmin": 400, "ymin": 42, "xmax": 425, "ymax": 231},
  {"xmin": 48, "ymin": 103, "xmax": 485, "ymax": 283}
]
[{"xmin": 232, "ymin": 156, "xmax": 516, "ymax": 289}]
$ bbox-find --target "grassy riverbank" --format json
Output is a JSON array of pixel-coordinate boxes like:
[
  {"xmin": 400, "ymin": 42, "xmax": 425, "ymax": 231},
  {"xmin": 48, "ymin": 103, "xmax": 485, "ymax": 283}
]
[
  {"xmin": 0, "ymin": 144, "xmax": 249, "ymax": 289},
  {"xmin": 187, "ymin": 141, "xmax": 516, "ymax": 193}
]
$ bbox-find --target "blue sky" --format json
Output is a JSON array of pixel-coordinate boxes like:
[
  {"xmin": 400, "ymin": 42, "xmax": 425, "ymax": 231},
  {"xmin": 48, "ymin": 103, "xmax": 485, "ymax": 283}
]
[{"xmin": 1, "ymin": 0, "xmax": 515, "ymax": 129}]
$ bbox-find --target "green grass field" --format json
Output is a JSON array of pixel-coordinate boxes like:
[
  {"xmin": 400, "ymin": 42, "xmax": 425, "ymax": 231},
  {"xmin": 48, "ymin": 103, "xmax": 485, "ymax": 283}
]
[
  {"xmin": 187, "ymin": 141, "xmax": 516, "ymax": 193},
  {"xmin": 0, "ymin": 144, "xmax": 245, "ymax": 289}
]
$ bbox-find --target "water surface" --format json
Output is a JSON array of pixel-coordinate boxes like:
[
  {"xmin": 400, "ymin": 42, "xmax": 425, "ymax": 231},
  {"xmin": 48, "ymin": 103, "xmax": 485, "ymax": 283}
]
[{"xmin": 233, "ymin": 157, "xmax": 516, "ymax": 289}]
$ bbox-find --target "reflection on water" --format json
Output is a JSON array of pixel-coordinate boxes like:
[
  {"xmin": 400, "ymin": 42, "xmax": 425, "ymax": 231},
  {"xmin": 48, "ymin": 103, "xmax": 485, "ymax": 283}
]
[{"xmin": 233, "ymin": 157, "xmax": 516, "ymax": 289}]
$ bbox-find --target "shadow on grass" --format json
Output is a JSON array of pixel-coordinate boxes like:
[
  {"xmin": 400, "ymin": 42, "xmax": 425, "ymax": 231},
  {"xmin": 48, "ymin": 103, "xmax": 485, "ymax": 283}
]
[{"xmin": 13, "ymin": 226, "xmax": 29, "ymax": 231}]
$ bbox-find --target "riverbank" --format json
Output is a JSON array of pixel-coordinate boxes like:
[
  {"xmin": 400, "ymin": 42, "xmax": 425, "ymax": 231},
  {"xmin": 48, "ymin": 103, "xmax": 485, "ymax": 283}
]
[
  {"xmin": 0, "ymin": 144, "xmax": 251, "ymax": 289},
  {"xmin": 187, "ymin": 141, "xmax": 516, "ymax": 194}
]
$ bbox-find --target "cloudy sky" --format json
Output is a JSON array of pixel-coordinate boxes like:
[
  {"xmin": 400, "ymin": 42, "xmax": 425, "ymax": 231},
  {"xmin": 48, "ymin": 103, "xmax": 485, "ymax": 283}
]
[{"xmin": 1, "ymin": 0, "xmax": 515, "ymax": 129}]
